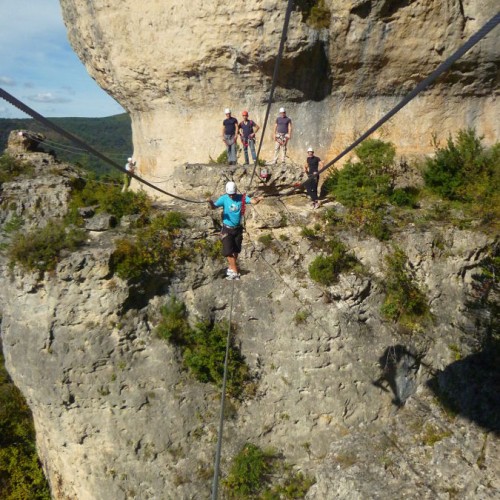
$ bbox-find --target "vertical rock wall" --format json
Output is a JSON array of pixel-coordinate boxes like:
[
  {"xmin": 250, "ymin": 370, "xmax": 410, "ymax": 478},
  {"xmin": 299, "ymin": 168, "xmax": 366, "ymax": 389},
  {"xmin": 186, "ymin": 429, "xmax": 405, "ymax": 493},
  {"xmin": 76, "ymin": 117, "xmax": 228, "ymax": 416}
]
[{"xmin": 59, "ymin": 0, "xmax": 499, "ymax": 189}]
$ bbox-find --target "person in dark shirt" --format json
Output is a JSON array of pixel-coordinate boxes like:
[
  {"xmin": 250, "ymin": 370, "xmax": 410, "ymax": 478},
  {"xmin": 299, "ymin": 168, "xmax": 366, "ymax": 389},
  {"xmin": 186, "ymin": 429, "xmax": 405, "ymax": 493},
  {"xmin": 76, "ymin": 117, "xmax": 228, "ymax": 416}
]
[
  {"xmin": 304, "ymin": 147, "xmax": 324, "ymax": 209},
  {"xmin": 238, "ymin": 110, "xmax": 260, "ymax": 166},
  {"xmin": 222, "ymin": 108, "xmax": 239, "ymax": 165},
  {"xmin": 272, "ymin": 107, "xmax": 292, "ymax": 166}
]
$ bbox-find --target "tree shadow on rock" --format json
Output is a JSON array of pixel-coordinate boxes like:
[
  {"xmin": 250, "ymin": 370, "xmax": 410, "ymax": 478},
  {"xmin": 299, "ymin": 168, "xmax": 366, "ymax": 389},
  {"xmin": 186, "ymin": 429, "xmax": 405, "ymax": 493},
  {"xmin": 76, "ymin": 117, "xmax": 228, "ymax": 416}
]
[{"xmin": 427, "ymin": 341, "xmax": 500, "ymax": 435}]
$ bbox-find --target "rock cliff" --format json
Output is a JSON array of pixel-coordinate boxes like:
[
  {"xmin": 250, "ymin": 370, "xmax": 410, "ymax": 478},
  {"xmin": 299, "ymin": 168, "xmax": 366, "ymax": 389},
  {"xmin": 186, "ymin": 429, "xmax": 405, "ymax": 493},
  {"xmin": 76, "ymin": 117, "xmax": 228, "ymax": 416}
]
[
  {"xmin": 0, "ymin": 147, "xmax": 498, "ymax": 498},
  {"xmin": 59, "ymin": 0, "xmax": 499, "ymax": 189}
]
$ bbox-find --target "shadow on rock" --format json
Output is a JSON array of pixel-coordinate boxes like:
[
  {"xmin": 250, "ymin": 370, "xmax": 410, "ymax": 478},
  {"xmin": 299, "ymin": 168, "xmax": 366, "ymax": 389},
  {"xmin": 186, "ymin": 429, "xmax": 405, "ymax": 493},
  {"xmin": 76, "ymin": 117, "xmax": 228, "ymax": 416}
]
[{"xmin": 427, "ymin": 342, "xmax": 500, "ymax": 434}]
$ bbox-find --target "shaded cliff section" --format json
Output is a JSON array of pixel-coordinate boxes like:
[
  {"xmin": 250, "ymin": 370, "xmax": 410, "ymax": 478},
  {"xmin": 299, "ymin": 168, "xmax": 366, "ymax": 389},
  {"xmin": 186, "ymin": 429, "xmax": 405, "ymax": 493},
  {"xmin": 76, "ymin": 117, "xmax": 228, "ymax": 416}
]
[{"xmin": 0, "ymin": 146, "xmax": 499, "ymax": 498}]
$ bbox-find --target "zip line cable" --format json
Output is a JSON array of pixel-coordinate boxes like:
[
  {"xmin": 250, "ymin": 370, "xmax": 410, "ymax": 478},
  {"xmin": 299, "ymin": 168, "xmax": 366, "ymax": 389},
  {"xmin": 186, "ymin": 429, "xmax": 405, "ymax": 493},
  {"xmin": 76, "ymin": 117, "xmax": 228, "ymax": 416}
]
[
  {"xmin": 282, "ymin": 10, "xmax": 500, "ymax": 195},
  {"xmin": 246, "ymin": 0, "xmax": 295, "ymax": 191},
  {"xmin": 0, "ymin": 88, "xmax": 205, "ymax": 205},
  {"xmin": 211, "ymin": 279, "xmax": 236, "ymax": 500}
]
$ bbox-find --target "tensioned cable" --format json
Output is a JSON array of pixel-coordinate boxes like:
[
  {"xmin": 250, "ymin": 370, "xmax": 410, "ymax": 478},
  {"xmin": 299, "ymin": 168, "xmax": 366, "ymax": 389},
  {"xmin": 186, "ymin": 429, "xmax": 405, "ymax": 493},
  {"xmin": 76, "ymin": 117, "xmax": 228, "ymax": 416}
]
[
  {"xmin": 211, "ymin": 279, "xmax": 236, "ymax": 500},
  {"xmin": 0, "ymin": 88, "xmax": 205, "ymax": 204},
  {"xmin": 282, "ymin": 10, "xmax": 500, "ymax": 195},
  {"xmin": 246, "ymin": 0, "xmax": 295, "ymax": 191}
]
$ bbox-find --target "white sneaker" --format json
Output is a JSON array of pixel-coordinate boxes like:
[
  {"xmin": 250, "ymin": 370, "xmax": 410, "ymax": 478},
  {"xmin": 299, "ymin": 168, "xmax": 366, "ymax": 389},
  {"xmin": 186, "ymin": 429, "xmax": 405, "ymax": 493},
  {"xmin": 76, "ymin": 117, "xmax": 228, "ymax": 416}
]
[{"xmin": 226, "ymin": 273, "xmax": 240, "ymax": 280}]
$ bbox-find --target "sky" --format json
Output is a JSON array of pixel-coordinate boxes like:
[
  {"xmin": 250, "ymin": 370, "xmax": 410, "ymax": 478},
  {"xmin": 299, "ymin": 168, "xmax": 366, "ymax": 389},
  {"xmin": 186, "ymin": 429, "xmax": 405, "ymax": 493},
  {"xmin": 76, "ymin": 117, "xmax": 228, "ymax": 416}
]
[{"xmin": 0, "ymin": 0, "xmax": 125, "ymax": 118}]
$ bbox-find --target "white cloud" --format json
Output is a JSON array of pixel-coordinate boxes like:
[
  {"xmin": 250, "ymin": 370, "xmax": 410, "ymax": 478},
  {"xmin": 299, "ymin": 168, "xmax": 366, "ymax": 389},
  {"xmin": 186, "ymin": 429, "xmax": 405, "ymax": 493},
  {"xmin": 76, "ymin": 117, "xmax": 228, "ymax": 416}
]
[
  {"xmin": 28, "ymin": 92, "xmax": 71, "ymax": 104},
  {"xmin": 0, "ymin": 76, "xmax": 16, "ymax": 86}
]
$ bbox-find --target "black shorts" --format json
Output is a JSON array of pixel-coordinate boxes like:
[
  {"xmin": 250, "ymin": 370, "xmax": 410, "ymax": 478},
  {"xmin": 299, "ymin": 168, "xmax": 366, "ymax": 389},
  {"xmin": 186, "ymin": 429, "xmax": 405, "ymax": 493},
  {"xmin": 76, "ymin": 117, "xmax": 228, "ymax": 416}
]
[{"xmin": 221, "ymin": 225, "xmax": 243, "ymax": 256}]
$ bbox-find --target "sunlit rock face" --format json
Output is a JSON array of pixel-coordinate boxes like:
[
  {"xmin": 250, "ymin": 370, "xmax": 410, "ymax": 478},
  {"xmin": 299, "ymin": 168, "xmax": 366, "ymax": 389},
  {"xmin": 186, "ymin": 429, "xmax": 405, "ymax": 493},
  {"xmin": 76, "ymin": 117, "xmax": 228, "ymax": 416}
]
[{"xmin": 59, "ymin": 0, "xmax": 499, "ymax": 187}]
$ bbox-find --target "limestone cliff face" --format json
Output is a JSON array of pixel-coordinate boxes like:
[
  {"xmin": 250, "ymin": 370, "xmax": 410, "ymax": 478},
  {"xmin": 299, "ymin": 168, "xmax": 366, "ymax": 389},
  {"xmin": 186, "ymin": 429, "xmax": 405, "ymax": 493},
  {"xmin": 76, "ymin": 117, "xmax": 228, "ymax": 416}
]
[
  {"xmin": 59, "ymin": 0, "xmax": 499, "ymax": 187},
  {"xmin": 0, "ymin": 151, "xmax": 499, "ymax": 498}
]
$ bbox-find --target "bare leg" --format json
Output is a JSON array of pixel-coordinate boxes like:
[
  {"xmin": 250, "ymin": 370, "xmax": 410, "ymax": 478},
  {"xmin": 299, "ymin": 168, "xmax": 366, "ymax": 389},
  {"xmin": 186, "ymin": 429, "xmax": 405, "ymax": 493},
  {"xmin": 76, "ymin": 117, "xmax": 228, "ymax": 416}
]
[{"xmin": 227, "ymin": 254, "xmax": 238, "ymax": 274}]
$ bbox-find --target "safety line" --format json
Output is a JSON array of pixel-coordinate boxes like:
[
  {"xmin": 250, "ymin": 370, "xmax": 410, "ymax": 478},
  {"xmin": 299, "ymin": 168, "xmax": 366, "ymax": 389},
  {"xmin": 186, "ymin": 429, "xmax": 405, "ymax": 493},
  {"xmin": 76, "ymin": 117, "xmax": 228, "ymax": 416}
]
[
  {"xmin": 0, "ymin": 88, "xmax": 205, "ymax": 205},
  {"xmin": 211, "ymin": 278, "xmax": 236, "ymax": 500},
  {"xmin": 246, "ymin": 0, "xmax": 295, "ymax": 191},
  {"xmin": 283, "ymin": 10, "xmax": 500, "ymax": 195}
]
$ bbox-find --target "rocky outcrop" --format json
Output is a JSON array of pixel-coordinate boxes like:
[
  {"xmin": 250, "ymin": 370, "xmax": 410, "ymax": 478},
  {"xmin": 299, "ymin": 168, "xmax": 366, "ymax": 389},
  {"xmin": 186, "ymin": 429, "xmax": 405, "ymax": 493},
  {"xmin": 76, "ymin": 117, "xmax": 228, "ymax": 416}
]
[
  {"xmin": 59, "ymin": 0, "xmax": 500, "ymax": 190},
  {"xmin": 0, "ymin": 152, "xmax": 498, "ymax": 498}
]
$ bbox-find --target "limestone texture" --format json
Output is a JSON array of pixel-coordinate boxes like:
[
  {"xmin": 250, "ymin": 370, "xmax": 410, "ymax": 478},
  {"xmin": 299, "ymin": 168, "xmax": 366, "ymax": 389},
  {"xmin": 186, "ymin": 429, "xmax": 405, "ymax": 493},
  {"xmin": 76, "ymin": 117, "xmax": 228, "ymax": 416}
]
[
  {"xmin": 59, "ymin": 0, "xmax": 500, "ymax": 191},
  {"xmin": 0, "ymin": 150, "xmax": 498, "ymax": 499}
]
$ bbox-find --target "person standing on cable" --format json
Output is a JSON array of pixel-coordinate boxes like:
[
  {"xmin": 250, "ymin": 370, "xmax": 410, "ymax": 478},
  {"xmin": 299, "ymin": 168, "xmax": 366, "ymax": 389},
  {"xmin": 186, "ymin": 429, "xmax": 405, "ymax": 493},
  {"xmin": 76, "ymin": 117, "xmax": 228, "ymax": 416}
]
[
  {"xmin": 207, "ymin": 181, "xmax": 263, "ymax": 280},
  {"xmin": 238, "ymin": 110, "xmax": 260, "ymax": 166},
  {"xmin": 222, "ymin": 108, "xmax": 239, "ymax": 166},
  {"xmin": 122, "ymin": 157, "xmax": 136, "ymax": 192},
  {"xmin": 304, "ymin": 147, "xmax": 323, "ymax": 209},
  {"xmin": 272, "ymin": 107, "xmax": 292, "ymax": 166}
]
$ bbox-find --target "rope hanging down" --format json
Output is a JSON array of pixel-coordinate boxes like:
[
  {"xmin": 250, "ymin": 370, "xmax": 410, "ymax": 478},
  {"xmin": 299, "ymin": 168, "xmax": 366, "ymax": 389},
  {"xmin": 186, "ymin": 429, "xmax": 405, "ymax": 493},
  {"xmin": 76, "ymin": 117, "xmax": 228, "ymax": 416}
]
[
  {"xmin": 246, "ymin": 0, "xmax": 295, "ymax": 191},
  {"xmin": 211, "ymin": 279, "xmax": 236, "ymax": 500},
  {"xmin": 0, "ymin": 88, "xmax": 205, "ymax": 205},
  {"xmin": 285, "ymin": 10, "xmax": 500, "ymax": 194}
]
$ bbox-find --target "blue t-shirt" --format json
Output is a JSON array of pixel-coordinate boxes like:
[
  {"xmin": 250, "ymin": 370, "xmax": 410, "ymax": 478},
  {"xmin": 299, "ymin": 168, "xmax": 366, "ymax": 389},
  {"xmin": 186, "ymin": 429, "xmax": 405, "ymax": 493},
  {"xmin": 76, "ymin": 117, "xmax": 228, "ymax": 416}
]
[{"xmin": 214, "ymin": 193, "xmax": 252, "ymax": 227}]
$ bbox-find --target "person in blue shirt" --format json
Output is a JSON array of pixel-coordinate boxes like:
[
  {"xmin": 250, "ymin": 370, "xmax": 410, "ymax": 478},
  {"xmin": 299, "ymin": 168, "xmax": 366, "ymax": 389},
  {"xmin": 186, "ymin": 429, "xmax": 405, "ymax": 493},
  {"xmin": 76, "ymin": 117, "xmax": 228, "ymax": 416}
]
[{"xmin": 207, "ymin": 181, "xmax": 263, "ymax": 280}]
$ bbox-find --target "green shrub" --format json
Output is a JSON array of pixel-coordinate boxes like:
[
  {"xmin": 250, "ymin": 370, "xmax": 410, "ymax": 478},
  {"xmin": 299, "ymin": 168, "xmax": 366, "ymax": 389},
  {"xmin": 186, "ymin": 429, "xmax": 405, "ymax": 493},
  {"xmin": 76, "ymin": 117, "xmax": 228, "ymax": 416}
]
[
  {"xmin": 381, "ymin": 247, "xmax": 430, "ymax": 328},
  {"xmin": 156, "ymin": 299, "xmax": 250, "ymax": 398},
  {"xmin": 183, "ymin": 321, "xmax": 249, "ymax": 398},
  {"xmin": 0, "ymin": 349, "xmax": 50, "ymax": 499},
  {"xmin": 295, "ymin": 0, "xmax": 331, "ymax": 29},
  {"xmin": 258, "ymin": 234, "xmax": 273, "ymax": 248},
  {"xmin": 8, "ymin": 220, "xmax": 86, "ymax": 272},
  {"xmin": 223, "ymin": 444, "xmax": 274, "ymax": 497},
  {"xmin": 0, "ymin": 154, "xmax": 35, "ymax": 185},
  {"xmin": 68, "ymin": 177, "xmax": 152, "ymax": 223},
  {"xmin": 308, "ymin": 238, "xmax": 358, "ymax": 286},
  {"xmin": 423, "ymin": 129, "xmax": 495, "ymax": 202},
  {"xmin": 156, "ymin": 297, "xmax": 190, "ymax": 345},
  {"xmin": 390, "ymin": 187, "xmax": 419, "ymax": 208},
  {"xmin": 2, "ymin": 214, "xmax": 24, "ymax": 234},
  {"xmin": 223, "ymin": 443, "xmax": 315, "ymax": 499},
  {"xmin": 110, "ymin": 211, "xmax": 188, "ymax": 281}
]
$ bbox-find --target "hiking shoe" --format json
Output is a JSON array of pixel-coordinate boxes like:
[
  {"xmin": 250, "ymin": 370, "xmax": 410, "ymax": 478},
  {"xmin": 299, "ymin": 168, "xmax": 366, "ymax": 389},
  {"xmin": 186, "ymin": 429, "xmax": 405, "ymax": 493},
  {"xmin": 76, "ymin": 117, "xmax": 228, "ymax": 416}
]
[{"xmin": 226, "ymin": 273, "xmax": 240, "ymax": 280}]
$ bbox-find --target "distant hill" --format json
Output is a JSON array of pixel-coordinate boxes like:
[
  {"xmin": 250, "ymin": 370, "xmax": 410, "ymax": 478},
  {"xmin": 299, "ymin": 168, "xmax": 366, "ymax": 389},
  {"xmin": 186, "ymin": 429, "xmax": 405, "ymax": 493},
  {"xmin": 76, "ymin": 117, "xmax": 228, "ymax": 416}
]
[{"xmin": 0, "ymin": 114, "xmax": 132, "ymax": 177}]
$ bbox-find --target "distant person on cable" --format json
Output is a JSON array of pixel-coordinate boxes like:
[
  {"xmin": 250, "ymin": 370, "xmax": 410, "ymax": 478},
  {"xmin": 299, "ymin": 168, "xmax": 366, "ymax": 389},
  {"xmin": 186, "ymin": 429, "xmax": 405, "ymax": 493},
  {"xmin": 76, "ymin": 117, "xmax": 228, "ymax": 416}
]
[
  {"xmin": 122, "ymin": 157, "xmax": 136, "ymax": 192},
  {"xmin": 238, "ymin": 110, "xmax": 260, "ymax": 166},
  {"xmin": 222, "ymin": 108, "xmax": 239, "ymax": 166},
  {"xmin": 207, "ymin": 181, "xmax": 263, "ymax": 280},
  {"xmin": 272, "ymin": 107, "xmax": 292, "ymax": 166},
  {"xmin": 304, "ymin": 147, "xmax": 324, "ymax": 209}
]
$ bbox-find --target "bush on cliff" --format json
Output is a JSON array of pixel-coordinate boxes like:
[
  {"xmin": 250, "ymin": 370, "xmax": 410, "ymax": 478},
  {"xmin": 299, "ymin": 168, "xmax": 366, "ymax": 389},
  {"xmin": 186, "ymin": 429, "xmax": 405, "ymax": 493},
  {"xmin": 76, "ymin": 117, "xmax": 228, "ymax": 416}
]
[
  {"xmin": 381, "ymin": 247, "xmax": 430, "ymax": 330},
  {"xmin": 423, "ymin": 129, "xmax": 499, "ymax": 225},
  {"xmin": 308, "ymin": 238, "xmax": 359, "ymax": 286},
  {"xmin": 8, "ymin": 219, "xmax": 86, "ymax": 273},
  {"xmin": 0, "ymin": 349, "xmax": 50, "ymax": 499},
  {"xmin": 223, "ymin": 442, "xmax": 315, "ymax": 499},
  {"xmin": 156, "ymin": 297, "xmax": 250, "ymax": 399},
  {"xmin": 67, "ymin": 176, "xmax": 152, "ymax": 224},
  {"xmin": 110, "ymin": 211, "xmax": 189, "ymax": 281},
  {"xmin": 0, "ymin": 154, "xmax": 35, "ymax": 185}
]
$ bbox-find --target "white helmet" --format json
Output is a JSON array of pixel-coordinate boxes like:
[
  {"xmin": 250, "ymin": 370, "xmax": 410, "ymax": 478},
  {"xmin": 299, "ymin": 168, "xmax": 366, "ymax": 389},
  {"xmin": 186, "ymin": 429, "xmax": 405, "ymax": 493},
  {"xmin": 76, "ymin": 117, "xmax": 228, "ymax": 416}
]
[
  {"xmin": 307, "ymin": 147, "xmax": 314, "ymax": 152},
  {"xmin": 127, "ymin": 157, "xmax": 133, "ymax": 162},
  {"xmin": 224, "ymin": 108, "xmax": 231, "ymax": 114},
  {"xmin": 226, "ymin": 181, "xmax": 237, "ymax": 194},
  {"xmin": 279, "ymin": 107, "xmax": 286, "ymax": 113}
]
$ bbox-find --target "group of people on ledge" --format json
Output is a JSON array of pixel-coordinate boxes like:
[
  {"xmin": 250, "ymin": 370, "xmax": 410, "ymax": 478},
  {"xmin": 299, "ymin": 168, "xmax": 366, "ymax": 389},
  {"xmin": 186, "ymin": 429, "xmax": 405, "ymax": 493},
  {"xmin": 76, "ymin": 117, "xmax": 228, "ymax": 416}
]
[
  {"xmin": 222, "ymin": 106, "xmax": 324, "ymax": 208},
  {"xmin": 222, "ymin": 107, "xmax": 292, "ymax": 167}
]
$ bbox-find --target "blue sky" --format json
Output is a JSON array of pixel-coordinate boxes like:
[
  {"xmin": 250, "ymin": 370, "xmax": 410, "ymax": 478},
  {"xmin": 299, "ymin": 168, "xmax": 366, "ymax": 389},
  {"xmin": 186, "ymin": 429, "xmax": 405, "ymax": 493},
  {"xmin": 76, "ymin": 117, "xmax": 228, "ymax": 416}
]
[{"xmin": 0, "ymin": 0, "xmax": 125, "ymax": 118}]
